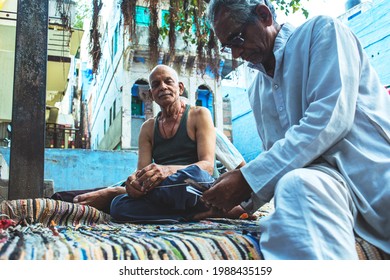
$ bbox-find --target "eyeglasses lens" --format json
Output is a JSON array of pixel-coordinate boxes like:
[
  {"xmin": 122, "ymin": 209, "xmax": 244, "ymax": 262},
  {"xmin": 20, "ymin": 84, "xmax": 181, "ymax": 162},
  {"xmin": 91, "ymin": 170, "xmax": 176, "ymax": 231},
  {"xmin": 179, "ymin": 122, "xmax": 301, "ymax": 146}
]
[{"xmin": 220, "ymin": 35, "xmax": 245, "ymax": 53}]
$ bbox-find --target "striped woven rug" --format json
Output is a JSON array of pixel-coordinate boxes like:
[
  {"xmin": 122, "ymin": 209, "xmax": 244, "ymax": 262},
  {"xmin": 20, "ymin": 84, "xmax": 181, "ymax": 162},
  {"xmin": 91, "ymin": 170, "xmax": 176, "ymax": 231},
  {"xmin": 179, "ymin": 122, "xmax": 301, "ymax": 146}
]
[
  {"xmin": 0, "ymin": 198, "xmax": 110, "ymax": 226},
  {"xmin": 0, "ymin": 220, "xmax": 261, "ymax": 260},
  {"xmin": 0, "ymin": 198, "xmax": 388, "ymax": 260},
  {"xmin": 0, "ymin": 199, "xmax": 262, "ymax": 260}
]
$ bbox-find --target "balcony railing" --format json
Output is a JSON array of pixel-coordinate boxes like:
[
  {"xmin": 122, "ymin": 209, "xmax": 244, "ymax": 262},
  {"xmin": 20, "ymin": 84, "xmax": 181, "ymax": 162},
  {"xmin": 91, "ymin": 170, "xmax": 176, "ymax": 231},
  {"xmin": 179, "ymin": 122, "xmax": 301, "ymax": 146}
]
[{"xmin": 45, "ymin": 123, "xmax": 87, "ymax": 149}]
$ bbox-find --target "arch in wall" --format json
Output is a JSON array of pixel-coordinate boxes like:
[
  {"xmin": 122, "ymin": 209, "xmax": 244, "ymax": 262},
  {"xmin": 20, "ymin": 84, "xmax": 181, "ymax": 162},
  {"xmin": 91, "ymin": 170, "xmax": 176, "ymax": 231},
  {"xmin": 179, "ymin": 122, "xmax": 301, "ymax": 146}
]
[
  {"xmin": 196, "ymin": 84, "xmax": 214, "ymax": 123},
  {"xmin": 131, "ymin": 78, "xmax": 149, "ymax": 117}
]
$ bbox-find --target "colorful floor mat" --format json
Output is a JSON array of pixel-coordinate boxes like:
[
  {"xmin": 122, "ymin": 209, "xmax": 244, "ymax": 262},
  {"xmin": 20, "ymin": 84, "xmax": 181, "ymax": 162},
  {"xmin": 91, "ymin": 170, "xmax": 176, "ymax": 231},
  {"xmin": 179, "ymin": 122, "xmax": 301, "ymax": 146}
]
[
  {"xmin": 1, "ymin": 219, "xmax": 261, "ymax": 260},
  {"xmin": 0, "ymin": 199, "xmax": 388, "ymax": 260},
  {"xmin": 0, "ymin": 199, "xmax": 262, "ymax": 260}
]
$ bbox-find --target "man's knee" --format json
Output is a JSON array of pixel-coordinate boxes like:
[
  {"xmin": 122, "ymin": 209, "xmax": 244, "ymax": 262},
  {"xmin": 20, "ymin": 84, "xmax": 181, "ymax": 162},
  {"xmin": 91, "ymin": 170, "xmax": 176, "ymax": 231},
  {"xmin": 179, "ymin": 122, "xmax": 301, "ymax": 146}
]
[
  {"xmin": 275, "ymin": 168, "xmax": 331, "ymax": 199},
  {"xmin": 275, "ymin": 167, "xmax": 351, "ymax": 208},
  {"xmin": 276, "ymin": 169, "xmax": 309, "ymax": 193},
  {"xmin": 110, "ymin": 194, "xmax": 129, "ymax": 220}
]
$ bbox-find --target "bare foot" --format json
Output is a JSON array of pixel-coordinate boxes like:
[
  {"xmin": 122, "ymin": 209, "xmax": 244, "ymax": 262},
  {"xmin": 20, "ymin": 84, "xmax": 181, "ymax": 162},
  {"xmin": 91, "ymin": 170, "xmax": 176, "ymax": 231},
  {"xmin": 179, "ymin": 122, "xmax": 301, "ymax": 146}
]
[
  {"xmin": 73, "ymin": 186, "xmax": 125, "ymax": 211},
  {"xmin": 226, "ymin": 205, "xmax": 255, "ymax": 219}
]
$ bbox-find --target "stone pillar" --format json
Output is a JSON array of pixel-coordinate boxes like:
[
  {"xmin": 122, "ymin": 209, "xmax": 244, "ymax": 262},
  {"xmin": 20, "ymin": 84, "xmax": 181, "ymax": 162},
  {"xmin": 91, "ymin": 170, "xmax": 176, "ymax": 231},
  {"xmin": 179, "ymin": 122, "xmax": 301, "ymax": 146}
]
[
  {"xmin": 9, "ymin": 0, "xmax": 49, "ymax": 199},
  {"xmin": 121, "ymin": 70, "xmax": 132, "ymax": 150}
]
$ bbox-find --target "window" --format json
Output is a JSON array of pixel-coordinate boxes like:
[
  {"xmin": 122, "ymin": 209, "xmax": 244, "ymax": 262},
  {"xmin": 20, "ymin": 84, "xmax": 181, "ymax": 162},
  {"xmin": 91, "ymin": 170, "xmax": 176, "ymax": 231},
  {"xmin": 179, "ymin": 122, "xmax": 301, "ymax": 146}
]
[
  {"xmin": 131, "ymin": 80, "xmax": 149, "ymax": 116},
  {"xmin": 161, "ymin": 10, "xmax": 169, "ymax": 29},
  {"xmin": 131, "ymin": 96, "xmax": 143, "ymax": 116},
  {"xmin": 112, "ymin": 23, "xmax": 119, "ymax": 57},
  {"xmin": 109, "ymin": 108, "xmax": 112, "ymax": 126},
  {"xmin": 135, "ymin": 6, "xmax": 150, "ymax": 26},
  {"xmin": 113, "ymin": 100, "xmax": 117, "ymax": 120},
  {"xmin": 348, "ymin": 10, "xmax": 361, "ymax": 21}
]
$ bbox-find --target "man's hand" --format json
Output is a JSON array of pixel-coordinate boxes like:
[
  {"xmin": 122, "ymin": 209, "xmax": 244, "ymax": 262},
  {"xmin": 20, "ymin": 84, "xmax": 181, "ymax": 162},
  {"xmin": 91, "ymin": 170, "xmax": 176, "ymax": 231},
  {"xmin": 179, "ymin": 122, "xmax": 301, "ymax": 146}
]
[
  {"xmin": 125, "ymin": 163, "xmax": 174, "ymax": 197},
  {"xmin": 193, "ymin": 205, "xmax": 255, "ymax": 220},
  {"xmin": 137, "ymin": 163, "xmax": 173, "ymax": 190},
  {"xmin": 125, "ymin": 173, "xmax": 145, "ymax": 198},
  {"xmin": 201, "ymin": 169, "xmax": 252, "ymax": 212}
]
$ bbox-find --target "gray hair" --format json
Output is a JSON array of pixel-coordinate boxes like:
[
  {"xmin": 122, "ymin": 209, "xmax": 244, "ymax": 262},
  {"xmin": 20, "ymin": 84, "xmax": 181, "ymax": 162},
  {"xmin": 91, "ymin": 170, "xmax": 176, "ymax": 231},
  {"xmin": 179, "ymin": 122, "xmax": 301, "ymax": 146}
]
[{"xmin": 206, "ymin": 0, "xmax": 277, "ymax": 30}]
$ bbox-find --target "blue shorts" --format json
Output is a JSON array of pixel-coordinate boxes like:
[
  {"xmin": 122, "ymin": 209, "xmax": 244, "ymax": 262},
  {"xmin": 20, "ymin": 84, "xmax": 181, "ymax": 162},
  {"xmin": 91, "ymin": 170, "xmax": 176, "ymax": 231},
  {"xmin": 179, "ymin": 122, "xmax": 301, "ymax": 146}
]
[{"xmin": 110, "ymin": 165, "xmax": 214, "ymax": 223}]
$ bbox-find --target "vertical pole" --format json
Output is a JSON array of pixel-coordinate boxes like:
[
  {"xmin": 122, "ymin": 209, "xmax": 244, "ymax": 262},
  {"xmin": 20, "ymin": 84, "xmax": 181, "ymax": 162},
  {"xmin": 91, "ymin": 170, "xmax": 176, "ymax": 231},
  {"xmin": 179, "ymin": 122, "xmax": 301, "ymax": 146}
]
[
  {"xmin": 8, "ymin": 0, "xmax": 48, "ymax": 199},
  {"xmin": 121, "ymin": 72, "xmax": 133, "ymax": 150}
]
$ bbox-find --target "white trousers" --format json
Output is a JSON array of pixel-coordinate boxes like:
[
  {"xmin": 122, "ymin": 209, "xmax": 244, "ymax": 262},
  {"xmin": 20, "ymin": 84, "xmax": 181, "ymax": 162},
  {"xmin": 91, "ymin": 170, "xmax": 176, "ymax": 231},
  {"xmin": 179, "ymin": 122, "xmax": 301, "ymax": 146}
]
[{"xmin": 259, "ymin": 165, "xmax": 358, "ymax": 260}]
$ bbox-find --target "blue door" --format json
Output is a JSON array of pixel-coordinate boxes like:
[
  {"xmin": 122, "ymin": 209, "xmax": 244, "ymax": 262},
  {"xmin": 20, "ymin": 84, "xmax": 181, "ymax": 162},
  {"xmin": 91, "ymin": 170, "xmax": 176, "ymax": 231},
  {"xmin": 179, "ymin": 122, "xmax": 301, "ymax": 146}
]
[{"xmin": 196, "ymin": 89, "xmax": 214, "ymax": 122}]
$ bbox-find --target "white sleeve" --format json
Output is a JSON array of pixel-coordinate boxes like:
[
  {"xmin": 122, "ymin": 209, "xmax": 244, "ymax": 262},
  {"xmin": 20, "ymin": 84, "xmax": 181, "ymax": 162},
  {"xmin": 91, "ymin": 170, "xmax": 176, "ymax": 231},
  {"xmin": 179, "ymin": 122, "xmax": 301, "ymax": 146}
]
[{"xmin": 215, "ymin": 129, "xmax": 245, "ymax": 171}]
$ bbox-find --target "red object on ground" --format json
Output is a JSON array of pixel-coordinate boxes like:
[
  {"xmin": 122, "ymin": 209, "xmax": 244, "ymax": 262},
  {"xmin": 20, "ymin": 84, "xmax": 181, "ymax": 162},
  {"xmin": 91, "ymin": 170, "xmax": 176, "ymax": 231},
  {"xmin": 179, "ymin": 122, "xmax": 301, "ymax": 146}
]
[{"xmin": 0, "ymin": 219, "xmax": 16, "ymax": 230}]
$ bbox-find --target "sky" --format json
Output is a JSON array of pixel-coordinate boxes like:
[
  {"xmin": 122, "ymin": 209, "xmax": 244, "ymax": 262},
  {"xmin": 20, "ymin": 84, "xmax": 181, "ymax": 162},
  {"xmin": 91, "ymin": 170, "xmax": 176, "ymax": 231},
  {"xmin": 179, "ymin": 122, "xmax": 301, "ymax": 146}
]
[{"xmin": 276, "ymin": 0, "xmax": 348, "ymax": 26}]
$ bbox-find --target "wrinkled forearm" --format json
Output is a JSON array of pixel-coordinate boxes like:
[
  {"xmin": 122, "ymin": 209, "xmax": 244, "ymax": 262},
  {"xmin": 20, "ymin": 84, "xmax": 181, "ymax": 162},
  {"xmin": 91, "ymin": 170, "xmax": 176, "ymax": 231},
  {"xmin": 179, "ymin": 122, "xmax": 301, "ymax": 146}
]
[
  {"xmin": 110, "ymin": 186, "xmax": 127, "ymax": 197},
  {"xmin": 160, "ymin": 160, "xmax": 214, "ymax": 177},
  {"xmin": 194, "ymin": 160, "xmax": 215, "ymax": 175}
]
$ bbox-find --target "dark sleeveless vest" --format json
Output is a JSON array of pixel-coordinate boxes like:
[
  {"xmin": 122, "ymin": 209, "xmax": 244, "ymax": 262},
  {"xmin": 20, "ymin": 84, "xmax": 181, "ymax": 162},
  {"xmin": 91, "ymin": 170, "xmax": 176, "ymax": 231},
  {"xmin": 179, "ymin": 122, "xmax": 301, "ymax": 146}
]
[{"xmin": 152, "ymin": 104, "xmax": 198, "ymax": 165}]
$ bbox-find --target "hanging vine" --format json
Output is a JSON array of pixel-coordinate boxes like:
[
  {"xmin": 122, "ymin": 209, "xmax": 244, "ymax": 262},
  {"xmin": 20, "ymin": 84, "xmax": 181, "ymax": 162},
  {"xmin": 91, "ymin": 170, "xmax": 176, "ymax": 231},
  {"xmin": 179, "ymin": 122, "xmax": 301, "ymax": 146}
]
[
  {"xmin": 117, "ymin": 0, "xmax": 308, "ymax": 78},
  {"xmin": 148, "ymin": 0, "xmax": 160, "ymax": 66},
  {"xmin": 55, "ymin": 0, "xmax": 72, "ymax": 30},
  {"xmin": 168, "ymin": 0, "xmax": 179, "ymax": 61},
  {"xmin": 206, "ymin": 29, "xmax": 221, "ymax": 79},
  {"xmin": 158, "ymin": 0, "xmax": 221, "ymax": 77},
  {"xmin": 193, "ymin": 0, "xmax": 205, "ymax": 73},
  {"xmin": 121, "ymin": 0, "xmax": 137, "ymax": 41},
  {"xmin": 90, "ymin": 0, "xmax": 103, "ymax": 74}
]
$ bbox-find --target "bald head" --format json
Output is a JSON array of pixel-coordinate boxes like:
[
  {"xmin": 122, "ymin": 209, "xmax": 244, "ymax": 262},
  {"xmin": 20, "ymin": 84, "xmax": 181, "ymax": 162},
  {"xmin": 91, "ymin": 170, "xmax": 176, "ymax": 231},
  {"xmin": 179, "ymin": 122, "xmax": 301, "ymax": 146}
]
[
  {"xmin": 148, "ymin": 64, "xmax": 184, "ymax": 105},
  {"xmin": 149, "ymin": 65, "xmax": 179, "ymax": 85}
]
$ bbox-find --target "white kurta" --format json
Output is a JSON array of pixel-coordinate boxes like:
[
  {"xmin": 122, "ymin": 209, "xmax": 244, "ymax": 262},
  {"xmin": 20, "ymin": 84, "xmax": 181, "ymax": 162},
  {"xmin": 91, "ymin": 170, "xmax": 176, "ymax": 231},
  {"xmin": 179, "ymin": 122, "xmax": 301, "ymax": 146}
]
[{"xmin": 240, "ymin": 16, "xmax": 390, "ymax": 254}]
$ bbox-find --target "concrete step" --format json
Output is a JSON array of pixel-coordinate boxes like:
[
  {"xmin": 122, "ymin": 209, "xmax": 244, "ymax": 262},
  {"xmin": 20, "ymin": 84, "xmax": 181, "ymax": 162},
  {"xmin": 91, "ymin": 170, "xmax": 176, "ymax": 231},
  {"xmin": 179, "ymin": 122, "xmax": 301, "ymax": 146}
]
[{"xmin": 0, "ymin": 179, "xmax": 54, "ymax": 203}]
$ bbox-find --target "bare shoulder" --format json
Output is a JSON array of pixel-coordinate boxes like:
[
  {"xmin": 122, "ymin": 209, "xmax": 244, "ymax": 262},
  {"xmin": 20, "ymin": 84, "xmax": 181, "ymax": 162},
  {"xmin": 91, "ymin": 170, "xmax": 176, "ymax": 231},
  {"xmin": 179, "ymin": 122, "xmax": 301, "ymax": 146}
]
[
  {"xmin": 186, "ymin": 106, "xmax": 213, "ymax": 140},
  {"xmin": 139, "ymin": 118, "xmax": 155, "ymax": 140},
  {"xmin": 141, "ymin": 117, "xmax": 155, "ymax": 129},
  {"xmin": 189, "ymin": 105, "xmax": 212, "ymax": 120},
  {"xmin": 189, "ymin": 106, "xmax": 213, "ymax": 127}
]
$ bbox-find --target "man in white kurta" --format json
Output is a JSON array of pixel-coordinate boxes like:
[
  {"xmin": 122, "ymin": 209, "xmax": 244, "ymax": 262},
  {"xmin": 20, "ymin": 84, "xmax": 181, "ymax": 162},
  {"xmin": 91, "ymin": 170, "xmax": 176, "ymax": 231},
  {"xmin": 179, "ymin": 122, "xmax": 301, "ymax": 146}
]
[{"xmin": 204, "ymin": 0, "xmax": 390, "ymax": 259}]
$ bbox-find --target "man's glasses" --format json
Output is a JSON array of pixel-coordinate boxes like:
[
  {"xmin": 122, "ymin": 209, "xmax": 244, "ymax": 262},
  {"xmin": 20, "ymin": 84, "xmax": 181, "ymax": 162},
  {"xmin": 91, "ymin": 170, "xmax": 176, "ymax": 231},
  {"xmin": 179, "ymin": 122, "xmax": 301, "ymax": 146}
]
[{"xmin": 220, "ymin": 22, "xmax": 248, "ymax": 54}]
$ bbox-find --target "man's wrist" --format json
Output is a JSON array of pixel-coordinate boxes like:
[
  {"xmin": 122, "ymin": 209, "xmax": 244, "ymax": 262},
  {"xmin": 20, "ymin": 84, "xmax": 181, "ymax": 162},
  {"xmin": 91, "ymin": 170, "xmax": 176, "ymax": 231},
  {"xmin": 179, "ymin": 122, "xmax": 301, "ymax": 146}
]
[{"xmin": 110, "ymin": 186, "xmax": 126, "ymax": 196}]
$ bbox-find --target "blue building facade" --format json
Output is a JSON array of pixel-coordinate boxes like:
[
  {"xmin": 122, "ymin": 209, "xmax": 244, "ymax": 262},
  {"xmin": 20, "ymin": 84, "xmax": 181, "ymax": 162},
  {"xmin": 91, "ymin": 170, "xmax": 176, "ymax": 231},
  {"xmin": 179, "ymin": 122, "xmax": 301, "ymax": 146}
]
[
  {"xmin": 223, "ymin": 85, "xmax": 263, "ymax": 162},
  {"xmin": 0, "ymin": 147, "xmax": 138, "ymax": 192},
  {"xmin": 342, "ymin": 0, "xmax": 390, "ymax": 85}
]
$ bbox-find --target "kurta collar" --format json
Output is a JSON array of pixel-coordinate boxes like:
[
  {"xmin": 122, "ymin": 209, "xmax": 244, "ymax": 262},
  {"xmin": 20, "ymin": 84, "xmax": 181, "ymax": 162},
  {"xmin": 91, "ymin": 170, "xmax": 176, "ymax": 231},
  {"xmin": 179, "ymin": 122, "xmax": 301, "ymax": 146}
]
[{"xmin": 248, "ymin": 23, "xmax": 296, "ymax": 73}]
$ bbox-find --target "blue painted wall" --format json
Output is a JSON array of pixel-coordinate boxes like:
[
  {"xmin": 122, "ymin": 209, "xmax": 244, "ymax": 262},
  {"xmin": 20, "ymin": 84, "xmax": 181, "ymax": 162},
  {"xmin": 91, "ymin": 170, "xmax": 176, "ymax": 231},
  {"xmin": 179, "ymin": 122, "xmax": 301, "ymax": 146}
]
[
  {"xmin": 346, "ymin": 0, "xmax": 390, "ymax": 85},
  {"xmin": 222, "ymin": 86, "xmax": 262, "ymax": 162},
  {"xmin": 0, "ymin": 147, "xmax": 138, "ymax": 193},
  {"xmin": 232, "ymin": 111, "xmax": 263, "ymax": 162}
]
